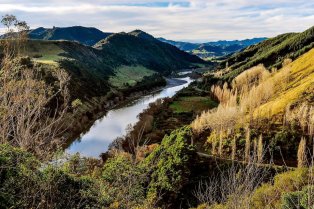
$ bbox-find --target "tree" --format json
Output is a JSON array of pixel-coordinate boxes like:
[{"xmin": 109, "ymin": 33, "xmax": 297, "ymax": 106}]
[{"xmin": 0, "ymin": 15, "xmax": 70, "ymax": 158}]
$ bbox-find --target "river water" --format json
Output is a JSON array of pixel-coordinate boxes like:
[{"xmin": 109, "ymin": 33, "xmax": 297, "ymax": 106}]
[{"xmin": 67, "ymin": 77, "xmax": 193, "ymax": 157}]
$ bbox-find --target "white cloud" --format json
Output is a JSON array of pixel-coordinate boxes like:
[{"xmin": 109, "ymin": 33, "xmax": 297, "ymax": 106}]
[{"xmin": 0, "ymin": 0, "xmax": 313, "ymax": 41}]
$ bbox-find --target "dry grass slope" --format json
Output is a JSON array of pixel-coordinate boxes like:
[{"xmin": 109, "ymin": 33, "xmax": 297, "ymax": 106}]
[{"xmin": 257, "ymin": 48, "xmax": 314, "ymax": 118}]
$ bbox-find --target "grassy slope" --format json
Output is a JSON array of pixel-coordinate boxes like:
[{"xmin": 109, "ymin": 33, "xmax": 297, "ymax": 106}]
[
  {"xmin": 257, "ymin": 48, "xmax": 314, "ymax": 117},
  {"xmin": 221, "ymin": 26, "xmax": 314, "ymax": 81},
  {"xmin": 20, "ymin": 40, "xmax": 66, "ymax": 65}
]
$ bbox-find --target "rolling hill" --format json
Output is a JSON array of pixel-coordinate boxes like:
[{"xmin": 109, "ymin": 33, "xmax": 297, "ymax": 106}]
[{"xmin": 3, "ymin": 30, "xmax": 206, "ymax": 99}]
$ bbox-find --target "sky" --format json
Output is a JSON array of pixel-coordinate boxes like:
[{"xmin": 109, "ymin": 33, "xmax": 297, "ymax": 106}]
[{"xmin": 0, "ymin": 0, "xmax": 314, "ymax": 42}]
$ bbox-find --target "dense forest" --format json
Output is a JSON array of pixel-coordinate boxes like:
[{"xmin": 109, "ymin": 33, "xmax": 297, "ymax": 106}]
[{"xmin": 0, "ymin": 13, "xmax": 314, "ymax": 209}]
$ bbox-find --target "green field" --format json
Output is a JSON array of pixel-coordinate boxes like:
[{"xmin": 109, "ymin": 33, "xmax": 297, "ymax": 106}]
[
  {"xmin": 170, "ymin": 96, "xmax": 217, "ymax": 113},
  {"xmin": 20, "ymin": 41, "xmax": 65, "ymax": 64},
  {"xmin": 109, "ymin": 65, "xmax": 156, "ymax": 88}
]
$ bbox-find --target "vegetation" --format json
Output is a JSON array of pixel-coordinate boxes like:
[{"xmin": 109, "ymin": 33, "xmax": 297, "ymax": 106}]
[{"xmin": 170, "ymin": 96, "xmax": 217, "ymax": 113}]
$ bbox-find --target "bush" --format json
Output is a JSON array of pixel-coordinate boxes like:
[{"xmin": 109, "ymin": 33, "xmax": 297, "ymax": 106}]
[
  {"xmin": 251, "ymin": 168, "xmax": 309, "ymax": 208},
  {"xmin": 143, "ymin": 126, "xmax": 196, "ymax": 203}
]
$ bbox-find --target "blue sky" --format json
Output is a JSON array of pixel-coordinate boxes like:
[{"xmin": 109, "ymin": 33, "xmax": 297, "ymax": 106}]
[{"xmin": 0, "ymin": 0, "xmax": 313, "ymax": 42}]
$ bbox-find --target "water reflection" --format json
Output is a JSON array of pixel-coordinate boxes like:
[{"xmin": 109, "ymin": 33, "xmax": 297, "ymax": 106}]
[{"xmin": 67, "ymin": 77, "xmax": 192, "ymax": 157}]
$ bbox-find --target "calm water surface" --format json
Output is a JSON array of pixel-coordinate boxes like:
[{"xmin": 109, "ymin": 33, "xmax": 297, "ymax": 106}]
[{"xmin": 67, "ymin": 77, "xmax": 192, "ymax": 157}]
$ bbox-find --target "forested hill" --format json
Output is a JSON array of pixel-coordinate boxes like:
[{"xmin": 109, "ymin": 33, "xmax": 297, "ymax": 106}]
[{"xmin": 95, "ymin": 30, "xmax": 206, "ymax": 75}]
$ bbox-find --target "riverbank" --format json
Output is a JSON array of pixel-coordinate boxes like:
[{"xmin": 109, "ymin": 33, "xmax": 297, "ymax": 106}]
[{"xmin": 66, "ymin": 77, "xmax": 192, "ymax": 157}]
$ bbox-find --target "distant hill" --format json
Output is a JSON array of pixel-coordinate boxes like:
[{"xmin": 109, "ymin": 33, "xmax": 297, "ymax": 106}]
[
  {"xmin": 1, "ymin": 26, "xmax": 113, "ymax": 46},
  {"xmin": 157, "ymin": 38, "xmax": 200, "ymax": 51},
  {"xmin": 219, "ymin": 26, "xmax": 314, "ymax": 81},
  {"xmin": 4, "ymin": 30, "xmax": 206, "ymax": 99},
  {"xmin": 158, "ymin": 37, "xmax": 266, "ymax": 59}
]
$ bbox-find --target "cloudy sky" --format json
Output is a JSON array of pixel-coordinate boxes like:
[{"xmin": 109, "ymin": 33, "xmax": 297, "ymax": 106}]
[{"xmin": 0, "ymin": 0, "xmax": 313, "ymax": 42}]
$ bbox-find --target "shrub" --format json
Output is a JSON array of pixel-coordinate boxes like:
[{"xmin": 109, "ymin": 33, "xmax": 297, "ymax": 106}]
[
  {"xmin": 143, "ymin": 126, "xmax": 196, "ymax": 203},
  {"xmin": 102, "ymin": 152, "xmax": 147, "ymax": 207},
  {"xmin": 281, "ymin": 191, "xmax": 303, "ymax": 209}
]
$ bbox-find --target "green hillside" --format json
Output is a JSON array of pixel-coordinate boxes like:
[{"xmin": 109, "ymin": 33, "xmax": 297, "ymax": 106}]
[
  {"xmin": 220, "ymin": 26, "xmax": 314, "ymax": 81},
  {"xmin": 95, "ymin": 30, "xmax": 206, "ymax": 75}
]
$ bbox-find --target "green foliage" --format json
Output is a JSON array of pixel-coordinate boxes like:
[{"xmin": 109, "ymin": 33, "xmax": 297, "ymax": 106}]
[
  {"xmin": 0, "ymin": 144, "xmax": 105, "ymax": 209},
  {"xmin": 101, "ymin": 153, "xmax": 148, "ymax": 208},
  {"xmin": 143, "ymin": 126, "xmax": 196, "ymax": 201},
  {"xmin": 281, "ymin": 186, "xmax": 314, "ymax": 209}
]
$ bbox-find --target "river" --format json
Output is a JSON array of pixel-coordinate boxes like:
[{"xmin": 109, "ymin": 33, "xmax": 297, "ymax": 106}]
[{"xmin": 67, "ymin": 77, "xmax": 193, "ymax": 157}]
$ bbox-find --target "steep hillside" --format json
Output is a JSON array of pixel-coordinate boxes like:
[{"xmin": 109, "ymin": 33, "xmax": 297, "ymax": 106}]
[
  {"xmin": 25, "ymin": 26, "xmax": 112, "ymax": 46},
  {"xmin": 220, "ymin": 26, "xmax": 314, "ymax": 81}
]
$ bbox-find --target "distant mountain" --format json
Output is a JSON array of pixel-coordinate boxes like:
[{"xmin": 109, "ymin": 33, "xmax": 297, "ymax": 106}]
[
  {"xmin": 157, "ymin": 38, "xmax": 200, "ymax": 51},
  {"xmin": 22, "ymin": 26, "xmax": 112, "ymax": 46},
  {"xmin": 204, "ymin": 38, "xmax": 267, "ymax": 47},
  {"xmin": 158, "ymin": 37, "xmax": 267, "ymax": 59},
  {"xmin": 219, "ymin": 26, "xmax": 314, "ymax": 81}
]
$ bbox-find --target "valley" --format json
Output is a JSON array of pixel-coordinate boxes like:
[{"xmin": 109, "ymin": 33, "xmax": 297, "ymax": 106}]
[{"xmin": 0, "ymin": 9, "xmax": 314, "ymax": 209}]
